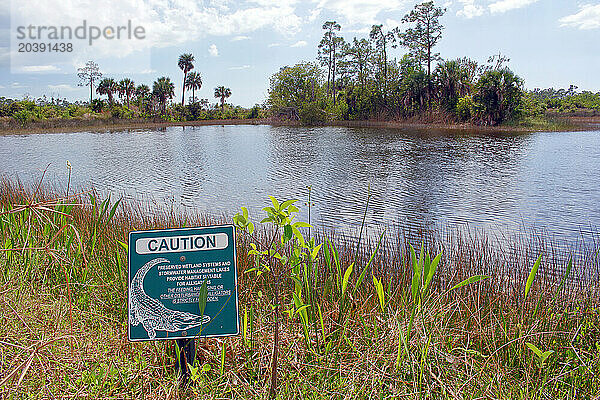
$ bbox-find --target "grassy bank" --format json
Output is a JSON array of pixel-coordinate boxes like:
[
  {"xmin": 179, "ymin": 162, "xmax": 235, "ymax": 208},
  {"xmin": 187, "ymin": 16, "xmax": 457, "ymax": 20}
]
[
  {"xmin": 1, "ymin": 178, "xmax": 599, "ymax": 399},
  {"xmin": 2, "ymin": 114, "xmax": 598, "ymax": 136},
  {"xmin": 0, "ymin": 117, "xmax": 270, "ymax": 135}
]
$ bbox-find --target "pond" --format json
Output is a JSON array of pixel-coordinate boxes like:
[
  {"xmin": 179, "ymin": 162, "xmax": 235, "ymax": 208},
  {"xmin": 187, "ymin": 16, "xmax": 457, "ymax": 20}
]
[{"xmin": 1, "ymin": 124, "xmax": 599, "ymax": 245}]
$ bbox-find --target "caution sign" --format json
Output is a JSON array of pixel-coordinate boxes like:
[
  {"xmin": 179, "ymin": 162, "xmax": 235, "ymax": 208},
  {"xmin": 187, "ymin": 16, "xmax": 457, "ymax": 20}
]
[{"xmin": 128, "ymin": 225, "xmax": 239, "ymax": 341}]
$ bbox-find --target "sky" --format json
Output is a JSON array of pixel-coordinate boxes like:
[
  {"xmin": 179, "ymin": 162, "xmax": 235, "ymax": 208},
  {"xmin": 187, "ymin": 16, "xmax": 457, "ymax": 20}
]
[{"xmin": 0, "ymin": 0, "xmax": 598, "ymax": 107}]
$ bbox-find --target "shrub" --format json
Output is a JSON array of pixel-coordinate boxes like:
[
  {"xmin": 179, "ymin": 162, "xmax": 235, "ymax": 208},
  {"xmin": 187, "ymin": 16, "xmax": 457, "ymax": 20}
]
[
  {"xmin": 62, "ymin": 105, "xmax": 91, "ymax": 118},
  {"xmin": 473, "ymin": 69, "xmax": 523, "ymax": 125},
  {"xmin": 183, "ymin": 102, "xmax": 202, "ymax": 120},
  {"xmin": 90, "ymin": 99, "xmax": 105, "ymax": 113},
  {"xmin": 110, "ymin": 105, "xmax": 133, "ymax": 119},
  {"xmin": 456, "ymin": 95, "xmax": 474, "ymax": 121},
  {"xmin": 12, "ymin": 110, "xmax": 34, "ymax": 126},
  {"xmin": 299, "ymin": 102, "xmax": 327, "ymax": 125},
  {"xmin": 247, "ymin": 105, "xmax": 260, "ymax": 119},
  {"xmin": 170, "ymin": 104, "xmax": 186, "ymax": 121}
]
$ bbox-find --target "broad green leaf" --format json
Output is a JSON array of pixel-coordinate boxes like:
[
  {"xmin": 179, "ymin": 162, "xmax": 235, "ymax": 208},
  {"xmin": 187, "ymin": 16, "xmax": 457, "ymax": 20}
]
[
  {"xmin": 235, "ymin": 214, "xmax": 247, "ymax": 225},
  {"xmin": 262, "ymin": 206, "xmax": 276, "ymax": 214},
  {"xmin": 323, "ymin": 238, "xmax": 332, "ymax": 269},
  {"xmin": 423, "ymin": 251, "xmax": 442, "ymax": 293},
  {"xmin": 424, "ymin": 252, "xmax": 431, "ymax": 283},
  {"xmin": 419, "ymin": 243, "xmax": 424, "ymax": 274},
  {"xmin": 283, "ymin": 224, "xmax": 293, "ymax": 242},
  {"xmin": 310, "ymin": 243, "xmax": 323, "ymax": 260},
  {"xmin": 450, "ymin": 275, "xmax": 490, "ymax": 291},
  {"xmin": 291, "ymin": 225, "xmax": 305, "ymax": 246},
  {"xmin": 410, "ymin": 244, "xmax": 421, "ymax": 302},
  {"xmin": 269, "ymin": 196, "xmax": 280, "ymax": 210},
  {"xmin": 107, "ymin": 198, "xmax": 121, "ymax": 224},
  {"xmin": 541, "ymin": 350, "xmax": 554, "ymax": 362},
  {"xmin": 198, "ymin": 280, "xmax": 208, "ymax": 317},
  {"xmin": 525, "ymin": 254, "xmax": 542, "ymax": 301},
  {"xmin": 373, "ymin": 276, "xmax": 385, "ymax": 312},
  {"xmin": 280, "ymin": 199, "xmax": 298, "ymax": 209},
  {"xmin": 293, "ymin": 222, "xmax": 312, "ymax": 228},
  {"xmin": 342, "ymin": 263, "xmax": 354, "ymax": 296},
  {"xmin": 318, "ymin": 304, "xmax": 325, "ymax": 339},
  {"xmin": 243, "ymin": 307, "xmax": 248, "ymax": 343},
  {"xmin": 295, "ymin": 304, "xmax": 311, "ymax": 314},
  {"xmin": 526, "ymin": 342, "xmax": 542, "ymax": 358}
]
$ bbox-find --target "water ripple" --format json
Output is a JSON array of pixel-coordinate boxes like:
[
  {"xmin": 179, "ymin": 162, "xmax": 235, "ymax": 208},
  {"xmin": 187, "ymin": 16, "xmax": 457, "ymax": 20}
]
[{"xmin": 1, "ymin": 125, "xmax": 599, "ymax": 246}]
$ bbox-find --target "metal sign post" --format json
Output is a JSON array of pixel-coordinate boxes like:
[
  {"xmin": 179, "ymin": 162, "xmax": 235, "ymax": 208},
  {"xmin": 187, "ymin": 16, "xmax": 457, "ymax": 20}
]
[{"xmin": 127, "ymin": 225, "xmax": 239, "ymax": 381}]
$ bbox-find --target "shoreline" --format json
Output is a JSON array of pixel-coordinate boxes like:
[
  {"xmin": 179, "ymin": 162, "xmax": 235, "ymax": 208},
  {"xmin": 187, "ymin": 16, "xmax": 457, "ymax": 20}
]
[{"xmin": 1, "ymin": 115, "xmax": 599, "ymax": 135}]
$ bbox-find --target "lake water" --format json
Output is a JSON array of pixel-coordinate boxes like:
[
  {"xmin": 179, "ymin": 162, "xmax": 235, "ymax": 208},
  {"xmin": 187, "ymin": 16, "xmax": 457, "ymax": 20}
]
[{"xmin": 1, "ymin": 125, "xmax": 599, "ymax": 246}]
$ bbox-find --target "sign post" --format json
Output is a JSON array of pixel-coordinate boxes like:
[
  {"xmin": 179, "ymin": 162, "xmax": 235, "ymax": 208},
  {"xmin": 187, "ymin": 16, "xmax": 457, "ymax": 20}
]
[{"xmin": 128, "ymin": 225, "xmax": 239, "ymax": 380}]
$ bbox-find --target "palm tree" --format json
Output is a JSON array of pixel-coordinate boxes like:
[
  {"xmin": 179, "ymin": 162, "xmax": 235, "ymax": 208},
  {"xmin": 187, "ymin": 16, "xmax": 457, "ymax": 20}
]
[
  {"xmin": 118, "ymin": 78, "xmax": 135, "ymax": 108},
  {"xmin": 214, "ymin": 86, "xmax": 231, "ymax": 111},
  {"xmin": 96, "ymin": 78, "xmax": 117, "ymax": 105},
  {"xmin": 401, "ymin": 69, "xmax": 428, "ymax": 116},
  {"xmin": 434, "ymin": 60, "xmax": 470, "ymax": 112},
  {"xmin": 135, "ymin": 84, "xmax": 150, "ymax": 101},
  {"xmin": 178, "ymin": 53, "xmax": 195, "ymax": 106},
  {"xmin": 152, "ymin": 77, "xmax": 175, "ymax": 115},
  {"xmin": 185, "ymin": 72, "xmax": 202, "ymax": 104}
]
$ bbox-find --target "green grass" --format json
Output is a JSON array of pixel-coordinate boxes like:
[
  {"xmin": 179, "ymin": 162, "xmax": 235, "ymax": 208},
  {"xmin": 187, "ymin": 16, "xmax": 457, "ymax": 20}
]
[
  {"xmin": 503, "ymin": 115, "xmax": 587, "ymax": 131},
  {"xmin": 0, "ymin": 177, "xmax": 599, "ymax": 399}
]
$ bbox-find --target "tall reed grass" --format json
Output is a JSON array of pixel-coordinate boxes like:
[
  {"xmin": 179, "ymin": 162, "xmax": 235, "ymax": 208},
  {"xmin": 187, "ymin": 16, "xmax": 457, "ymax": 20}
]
[{"xmin": 0, "ymin": 176, "xmax": 599, "ymax": 399}]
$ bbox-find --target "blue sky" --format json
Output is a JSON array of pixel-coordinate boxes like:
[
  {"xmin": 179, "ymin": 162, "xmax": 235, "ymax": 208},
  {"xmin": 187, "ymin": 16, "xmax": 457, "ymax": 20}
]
[{"xmin": 0, "ymin": 0, "xmax": 599, "ymax": 107}]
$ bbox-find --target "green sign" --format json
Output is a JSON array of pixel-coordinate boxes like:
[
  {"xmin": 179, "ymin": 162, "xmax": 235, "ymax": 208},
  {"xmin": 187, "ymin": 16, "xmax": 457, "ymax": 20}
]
[{"xmin": 128, "ymin": 225, "xmax": 239, "ymax": 341}]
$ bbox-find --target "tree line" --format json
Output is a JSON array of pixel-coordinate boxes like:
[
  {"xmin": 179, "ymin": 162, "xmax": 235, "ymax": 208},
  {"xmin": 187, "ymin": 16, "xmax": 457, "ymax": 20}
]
[
  {"xmin": 74, "ymin": 57, "xmax": 240, "ymax": 120},
  {"xmin": 268, "ymin": 1, "xmax": 540, "ymax": 126},
  {"xmin": 2, "ymin": 0, "xmax": 599, "ymax": 128}
]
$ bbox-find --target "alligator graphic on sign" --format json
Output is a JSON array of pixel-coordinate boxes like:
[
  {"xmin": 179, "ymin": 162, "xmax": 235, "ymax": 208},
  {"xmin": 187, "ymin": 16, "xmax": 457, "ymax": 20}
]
[{"xmin": 129, "ymin": 257, "xmax": 210, "ymax": 339}]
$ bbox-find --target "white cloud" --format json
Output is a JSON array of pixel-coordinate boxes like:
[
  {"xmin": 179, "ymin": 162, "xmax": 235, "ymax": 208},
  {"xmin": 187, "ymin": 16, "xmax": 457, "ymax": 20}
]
[
  {"xmin": 489, "ymin": 0, "xmax": 538, "ymax": 14},
  {"xmin": 231, "ymin": 35, "xmax": 251, "ymax": 41},
  {"xmin": 308, "ymin": 8, "xmax": 321, "ymax": 22},
  {"xmin": 560, "ymin": 4, "xmax": 600, "ymax": 30},
  {"xmin": 457, "ymin": 0, "xmax": 484, "ymax": 18},
  {"xmin": 345, "ymin": 27, "xmax": 371, "ymax": 34},
  {"xmin": 48, "ymin": 84, "xmax": 78, "ymax": 91},
  {"xmin": 384, "ymin": 18, "xmax": 401, "ymax": 29},
  {"xmin": 139, "ymin": 68, "xmax": 157, "ymax": 74},
  {"xmin": 8, "ymin": 0, "xmax": 303, "ymax": 61},
  {"xmin": 208, "ymin": 44, "xmax": 219, "ymax": 57},
  {"xmin": 310, "ymin": 0, "xmax": 410, "ymax": 26},
  {"xmin": 267, "ymin": 43, "xmax": 280, "ymax": 47},
  {"xmin": 228, "ymin": 65, "xmax": 251, "ymax": 70},
  {"xmin": 290, "ymin": 40, "xmax": 307, "ymax": 47},
  {"xmin": 21, "ymin": 65, "xmax": 60, "ymax": 72}
]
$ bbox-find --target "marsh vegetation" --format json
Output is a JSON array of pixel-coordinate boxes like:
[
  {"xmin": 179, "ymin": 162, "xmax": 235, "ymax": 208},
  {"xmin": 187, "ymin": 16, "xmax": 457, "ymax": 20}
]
[{"xmin": 0, "ymin": 177, "xmax": 598, "ymax": 398}]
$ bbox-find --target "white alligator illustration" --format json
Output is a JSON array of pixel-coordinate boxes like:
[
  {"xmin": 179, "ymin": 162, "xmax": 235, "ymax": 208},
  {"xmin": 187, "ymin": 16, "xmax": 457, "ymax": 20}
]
[{"xmin": 129, "ymin": 257, "xmax": 210, "ymax": 339}]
